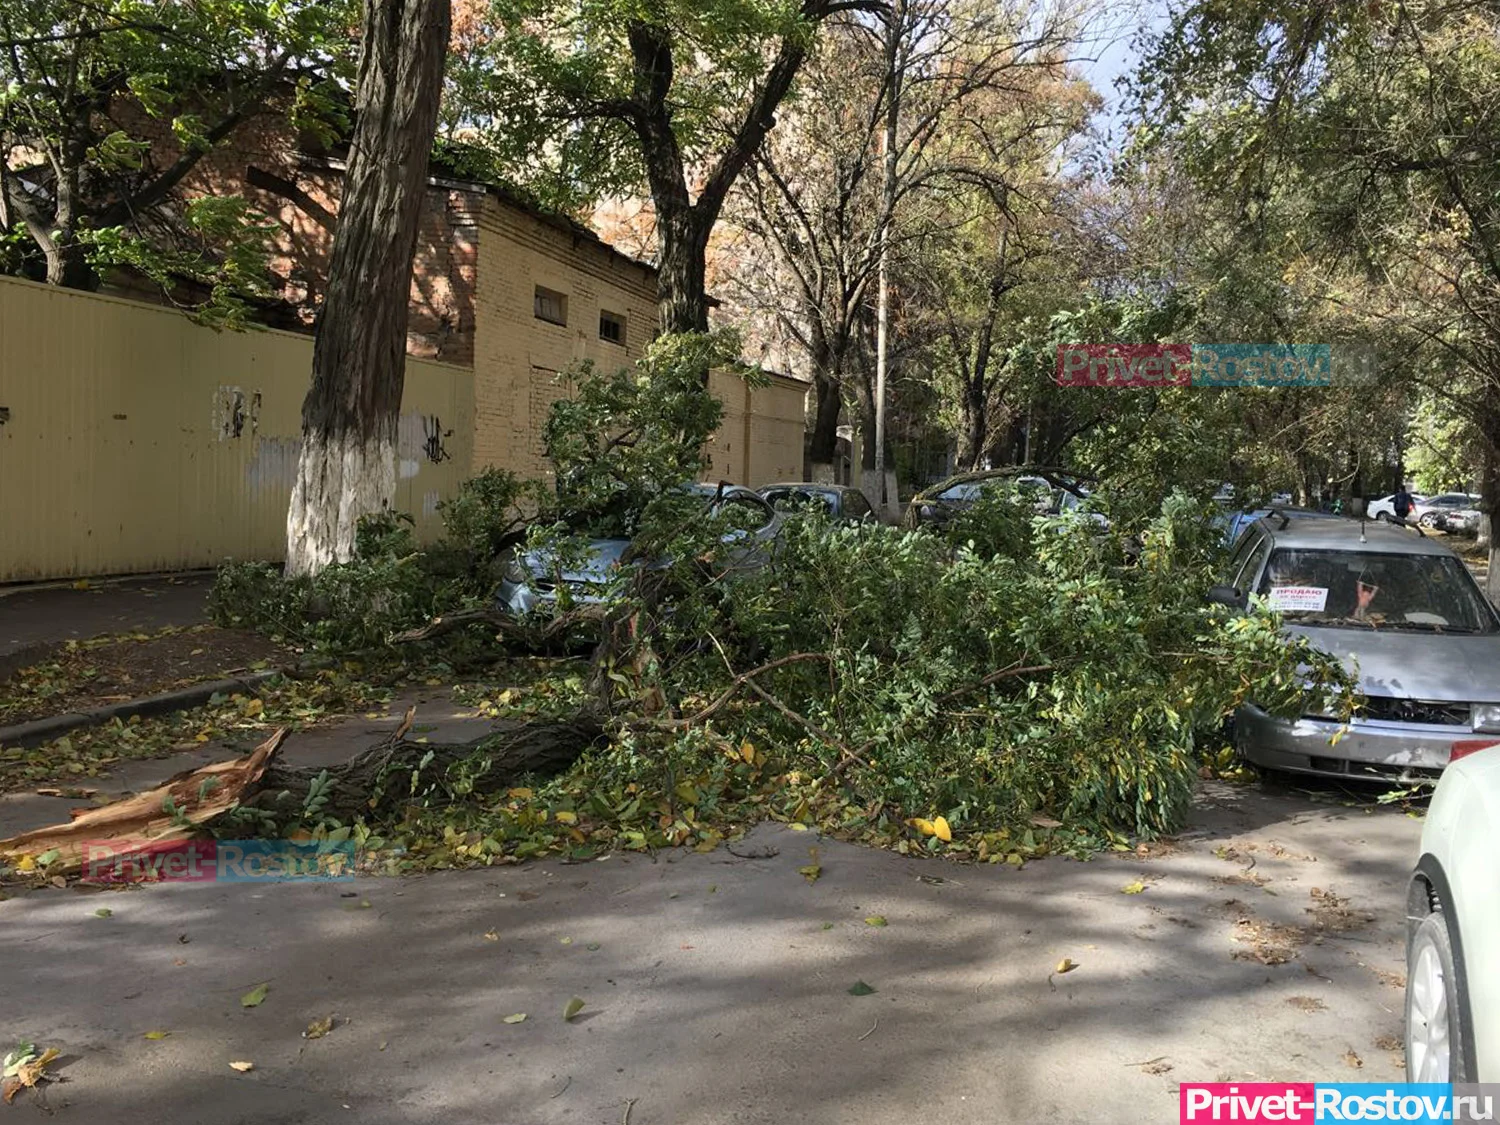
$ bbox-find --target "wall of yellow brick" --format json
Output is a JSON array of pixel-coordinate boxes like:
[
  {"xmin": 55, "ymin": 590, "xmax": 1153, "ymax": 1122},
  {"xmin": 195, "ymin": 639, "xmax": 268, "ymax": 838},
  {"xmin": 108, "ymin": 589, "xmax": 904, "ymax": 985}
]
[
  {"xmin": 0, "ymin": 274, "xmax": 472, "ymax": 582},
  {"xmin": 473, "ymin": 195, "xmax": 809, "ymax": 488},
  {"xmin": 472, "ymin": 197, "xmax": 659, "ymax": 481}
]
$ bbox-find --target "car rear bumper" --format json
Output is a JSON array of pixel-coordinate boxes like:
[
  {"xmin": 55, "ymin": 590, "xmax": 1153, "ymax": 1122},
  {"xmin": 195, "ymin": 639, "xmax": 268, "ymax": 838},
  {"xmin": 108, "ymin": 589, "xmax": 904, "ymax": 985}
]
[{"xmin": 1235, "ymin": 703, "xmax": 1458, "ymax": 781}]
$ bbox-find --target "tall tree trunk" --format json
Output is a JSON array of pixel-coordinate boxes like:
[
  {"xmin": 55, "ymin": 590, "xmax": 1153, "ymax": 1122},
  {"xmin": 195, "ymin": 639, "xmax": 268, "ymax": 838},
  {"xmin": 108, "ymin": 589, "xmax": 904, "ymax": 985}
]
[
  {"xmin": 807, "ymin": 327, "xmax": 842, "ymax": 468},
  {"xmin": 1480, "ymin": 426, "xmax": 1500, "ymax": 603},
  {"xmin": 284, "ymin": 0, "xmax": 451, "ymax": 578},
  {"xmin": 654, "ymin": 212, "xmax": 711, "ymax": 335},
  {"xmin": 957, "ymin": 384, "xmax": 987, "ymax": 471}
]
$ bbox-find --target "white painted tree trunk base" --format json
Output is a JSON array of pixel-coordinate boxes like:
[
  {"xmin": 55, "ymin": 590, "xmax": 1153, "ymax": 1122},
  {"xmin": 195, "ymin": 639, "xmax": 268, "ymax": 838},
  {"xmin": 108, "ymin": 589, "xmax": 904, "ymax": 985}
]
[{"xmin": 285, "ymin": 430, "xmax": 396, "ymax": 578}]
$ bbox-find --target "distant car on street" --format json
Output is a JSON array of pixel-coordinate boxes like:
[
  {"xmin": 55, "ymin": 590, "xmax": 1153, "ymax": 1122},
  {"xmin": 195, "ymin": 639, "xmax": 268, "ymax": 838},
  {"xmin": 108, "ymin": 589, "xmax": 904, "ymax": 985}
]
[
  {"xmin": 1413, "ymin": 492, "xmax": 1483, "ymax": 528},
  {"xmin": 1406, "ymin": 741, "xmax": 1500, "ymax": 1080},
  {"xmin": 901, "ymin": 467, "xmax": 1093, "ymax": 530},
  {"xmin": 1211, "ymin": 515, "xmax": 1500, "ymax": 782},
  {"xmin": 1368, "ymin": 492, "xmax": 1428, "ymax": 522},
  {"xmin": 757, "ymin": 483, "xmax": 878, "ymax": 523}
]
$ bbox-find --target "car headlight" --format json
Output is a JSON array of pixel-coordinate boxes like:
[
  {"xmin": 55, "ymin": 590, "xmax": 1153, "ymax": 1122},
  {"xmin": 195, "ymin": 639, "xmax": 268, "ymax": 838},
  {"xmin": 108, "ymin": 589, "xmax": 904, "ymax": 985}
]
[{"xmin": 1473, "ymin": 703, "xmax": 1500, "ymax": 733}]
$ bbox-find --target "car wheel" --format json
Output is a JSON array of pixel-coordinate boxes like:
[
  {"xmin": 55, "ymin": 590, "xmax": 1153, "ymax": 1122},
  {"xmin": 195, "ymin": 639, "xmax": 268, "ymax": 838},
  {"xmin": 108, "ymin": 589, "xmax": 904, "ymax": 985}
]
[
  {"xmin": 1418, "ymin": 512, "xmax": 1440, "ymax": 527},
  {"xmin": 1374, "ymin": 512, "xmax": 1389, "ymax": 522},
  {"xmin": 1406, "ymin": 910, "xmax": 1471, "ymax": 1082}
]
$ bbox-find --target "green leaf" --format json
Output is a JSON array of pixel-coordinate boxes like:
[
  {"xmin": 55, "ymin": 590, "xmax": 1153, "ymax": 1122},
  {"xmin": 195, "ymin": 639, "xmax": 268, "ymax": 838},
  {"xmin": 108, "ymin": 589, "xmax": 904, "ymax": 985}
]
[
  {"xmin": 240, "ymin": 983, "xmax": 270, "ymax": 1008},
  {"xmin": 863, "ymin": 915, "xmax": 887, "ymax": 927},
  {"xmin": 94, "ymin": 907, "xmax": 113, "ymax": 918},
  {"xmin": 847, "ymin": 981, "xmax": 877, "ymax": 996},
  {"xmin": 503, "ymin": 1013, "xmax": 528, "ymax": 1024},
  {"xmin": 563, "ymin": 997, "xmax": 585, "ymax": 1021}
]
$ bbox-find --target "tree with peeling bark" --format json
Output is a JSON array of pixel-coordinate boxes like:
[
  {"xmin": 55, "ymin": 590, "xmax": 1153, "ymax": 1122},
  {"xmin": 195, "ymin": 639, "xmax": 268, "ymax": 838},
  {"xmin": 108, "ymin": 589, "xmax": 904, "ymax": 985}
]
[
  {"xmin": 0, "ymin": 0, "xmax": 352, "ymax": 319},
  {"xmin": 455, "ymin": 0, "xmax": 885, "ymax": 335},
  {"xmin": 284, "ymin": 0, "xmax": 452, "ymax": 577}
]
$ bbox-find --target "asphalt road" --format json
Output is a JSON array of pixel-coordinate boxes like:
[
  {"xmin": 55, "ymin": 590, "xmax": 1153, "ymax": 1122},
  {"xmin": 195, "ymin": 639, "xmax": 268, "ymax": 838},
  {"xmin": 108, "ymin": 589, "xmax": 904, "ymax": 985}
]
[{"xmin": 0, "ymin": 778, "xmax": 1420, "ymax": 1125}]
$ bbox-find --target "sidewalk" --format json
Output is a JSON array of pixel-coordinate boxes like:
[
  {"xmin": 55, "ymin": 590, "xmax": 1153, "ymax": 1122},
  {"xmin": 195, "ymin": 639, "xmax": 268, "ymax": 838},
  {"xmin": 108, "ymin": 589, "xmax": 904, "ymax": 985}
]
[{"xmin": 0, "ymin": 573, "xmax": 214, "ymax": 665}]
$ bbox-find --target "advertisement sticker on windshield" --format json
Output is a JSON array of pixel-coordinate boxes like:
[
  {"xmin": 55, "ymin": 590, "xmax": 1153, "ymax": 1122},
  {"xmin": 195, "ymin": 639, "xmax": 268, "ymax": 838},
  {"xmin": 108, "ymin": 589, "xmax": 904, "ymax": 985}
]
[{"xmin": 1266, "ymin": 585, "xmax": 1329, "ymax": 612}]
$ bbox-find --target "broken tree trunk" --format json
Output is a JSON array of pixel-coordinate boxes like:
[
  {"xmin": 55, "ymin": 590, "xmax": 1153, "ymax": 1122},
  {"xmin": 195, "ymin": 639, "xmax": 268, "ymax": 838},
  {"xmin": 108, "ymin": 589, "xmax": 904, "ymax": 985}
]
[{"xmin": 251, "ymin": 706, "xmax": 605, "ymax": 822}]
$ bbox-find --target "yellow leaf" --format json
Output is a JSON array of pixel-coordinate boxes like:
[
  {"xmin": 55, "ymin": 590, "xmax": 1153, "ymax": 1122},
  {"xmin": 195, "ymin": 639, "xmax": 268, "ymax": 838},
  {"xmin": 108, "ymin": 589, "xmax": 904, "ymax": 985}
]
[
  {"xmin": 244, "ymin": 698, "xmax": 264, "ymax": 717},
  {"xmin": 503, "ymin": 1013, "xmax": 527, "ymax": 1025},
  {"xmin": 1121, "ymin": 880, "xmax": 1147, "ymax": 895},
  {"xmin": 508, "ymin": 787, "xmax": 534, "ymax": 800},
  {"xmin": 483, "ymin": 930, "xmax": 499, "ymax": 941},
  {"xmin": 15, "ymin": 854, "xmax": 35, "ymax": 873},
  {"xmin": 229, "ymin": 1061, "xmax": 254, "ymax": 1073},
  {"xmin": 303, "ymin": 1016, "xmax": 334, "ymax": 1040},
  {"xmin": 563, "ymin": 997, "xmax": 585, "ymax": 1021},
  {"xmin": 739, "ymin": 741, "xmax": 755, "ymax": 763},
  {"xmin": 1055, "ymin": 958, "xmax": 1078, "ymax": 974},
  {"xmin": 798, "ymin": 864, "xmax": 822, "ymax": 883},
  {"xmin": 144, "ymin": 1030, "xmax": 171, "ymax": 1040},
  {"xmin": 553, "ymin": 810, "xmax": 577, "ymax": 825},
  {"xmin": 907, "ymin": 818, "xmax": 935, "ymax": 837},
  {"xmin": 932, "ymin": 816, "xmax": 952, "ymax": 842}
]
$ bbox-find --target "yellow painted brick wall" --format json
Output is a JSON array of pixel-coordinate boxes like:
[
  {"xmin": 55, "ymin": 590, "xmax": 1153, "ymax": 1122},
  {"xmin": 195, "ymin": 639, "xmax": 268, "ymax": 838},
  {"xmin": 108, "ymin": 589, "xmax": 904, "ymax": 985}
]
[{"xmin": 472, "ymin": 197, "xmax": 659, "ymax": 482}]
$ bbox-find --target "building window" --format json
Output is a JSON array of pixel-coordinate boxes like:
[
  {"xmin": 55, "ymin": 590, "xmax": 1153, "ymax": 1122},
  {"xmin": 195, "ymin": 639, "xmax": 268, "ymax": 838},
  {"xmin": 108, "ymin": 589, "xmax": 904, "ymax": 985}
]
[
  {"xmin": 534, "ymin": 286, "xmax": 567, "ymax": 326},
  {"xmin": 599, "ymin": 309, "xmax": 626, "ymax": 345}
]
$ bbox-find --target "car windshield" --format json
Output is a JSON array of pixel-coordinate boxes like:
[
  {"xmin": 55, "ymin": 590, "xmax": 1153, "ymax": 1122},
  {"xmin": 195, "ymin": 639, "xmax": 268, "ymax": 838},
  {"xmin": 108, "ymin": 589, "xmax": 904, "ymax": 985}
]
[
  {"xmin": 936, "ymin": 476, "xmax": 1057, "ymax": 505},
  {"xmin": 1256, "ymin": 549, "xmax": 1497, "ymax": 632},
  {"xmin": 765, "ymin": 488, "xmax": 836, "ymax": 514}
]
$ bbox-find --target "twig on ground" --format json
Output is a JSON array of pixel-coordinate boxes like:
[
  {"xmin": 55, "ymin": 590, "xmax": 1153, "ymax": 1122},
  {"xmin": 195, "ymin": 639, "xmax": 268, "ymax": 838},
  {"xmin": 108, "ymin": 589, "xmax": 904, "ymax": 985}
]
[
  {"xmin": 858, "ymin": 1019, "xmax": 879, "ymax": 1041},
  {"xmin": 622, "ymin": 1097, "xmax": 638, "ymax": 1125}
]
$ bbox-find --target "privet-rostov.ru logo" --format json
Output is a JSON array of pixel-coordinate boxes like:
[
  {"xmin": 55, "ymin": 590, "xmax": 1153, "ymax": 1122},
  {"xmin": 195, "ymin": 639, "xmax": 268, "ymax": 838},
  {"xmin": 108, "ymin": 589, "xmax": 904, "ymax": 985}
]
[
  {"xmin": 81, "ymin": 839, "xmax": 357, "ymax": 883},
  {"xmin": 1180, "ymin": 1083, "xmax": 1500, "ymax": 1123},
  {"xmin": 1055, "ymin": 344, "xmax": 1334, "ymax": 387}
]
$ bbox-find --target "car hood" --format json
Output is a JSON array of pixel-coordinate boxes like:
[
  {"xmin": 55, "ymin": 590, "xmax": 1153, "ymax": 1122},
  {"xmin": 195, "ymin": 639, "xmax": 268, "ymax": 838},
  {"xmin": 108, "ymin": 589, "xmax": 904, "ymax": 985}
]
[
  {"xmin": 1290, "ymin": 625, "xmax": 1500, "ymax": 702},
  {"xmin": 520, "ymin": 538, "xmax": 634, "ymax": 584}
]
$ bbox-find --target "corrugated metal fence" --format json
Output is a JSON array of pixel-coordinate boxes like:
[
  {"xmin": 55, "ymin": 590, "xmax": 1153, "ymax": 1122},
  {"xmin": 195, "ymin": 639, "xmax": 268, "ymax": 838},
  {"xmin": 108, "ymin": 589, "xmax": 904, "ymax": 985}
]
[{"xmin": 0, "ymin": 274, "xmax": 473, "ymax": 583}]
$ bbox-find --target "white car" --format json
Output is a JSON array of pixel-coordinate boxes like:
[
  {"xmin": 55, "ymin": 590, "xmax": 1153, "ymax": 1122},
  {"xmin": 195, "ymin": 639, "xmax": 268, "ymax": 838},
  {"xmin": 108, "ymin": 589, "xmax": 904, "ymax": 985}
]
[
  {"xmin": 1405, "ymin": 740, "xmax": 1500, "ymax": 1080},
  {"xmin": 1368, "ymin": 492, "xmax": 1427, "ymax": 521}
]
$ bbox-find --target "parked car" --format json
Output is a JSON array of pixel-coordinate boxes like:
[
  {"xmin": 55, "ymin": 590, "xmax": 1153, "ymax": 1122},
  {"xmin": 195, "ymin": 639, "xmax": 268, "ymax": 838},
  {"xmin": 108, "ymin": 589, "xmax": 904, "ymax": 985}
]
[
  {"xmin": 1434, "ymin": 506, "xmax": 1483, "ymax": 537},
  {"xmin": 497, "ymin": 483, "xmax": 782, "ymax": 616},
  {"xmin": 1215, "ymin": 505, "xmax": 1340, "ymax": 547},
  {"xmin": 901, "ymin": 467, "xmax": 1093, "ymax": 530},
  {"xmin": 758, "ymin": 483, "xmax": 877, "ymax": 523},
  {"xmin": 1405, "ymin": 740, "xmax": 1500, "ymax": 1080},
  {"xmin": 1210, "ymin": 516, "xmax": 1500, "ymax": 781},
  {"xmin": 1368, "ymin": 492, "xmax": 1428, "ymax": 522},
  {"xmin": 1413, "ymin": 492, "xmax": 1483, "ymax": 528}
]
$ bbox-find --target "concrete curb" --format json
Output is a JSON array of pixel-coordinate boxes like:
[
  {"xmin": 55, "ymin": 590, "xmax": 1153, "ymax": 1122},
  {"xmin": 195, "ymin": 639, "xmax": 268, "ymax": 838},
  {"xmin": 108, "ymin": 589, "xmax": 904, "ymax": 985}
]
[{"xmin": 0, "ymin": 669, "xmax": 284, "ymax": 749}]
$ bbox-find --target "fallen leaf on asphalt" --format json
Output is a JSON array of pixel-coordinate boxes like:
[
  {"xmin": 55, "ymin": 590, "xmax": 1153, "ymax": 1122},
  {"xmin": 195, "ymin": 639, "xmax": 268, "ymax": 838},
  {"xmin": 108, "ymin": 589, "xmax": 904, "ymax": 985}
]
[
  {"xmin": 847, "ymin": 981, "xmax": 877, "ymax": 996},
  {"xmin": 503, "ymin": 1013, "xmax": 527, "ymax": 1025},
  {"xmin": 864, "ymin": 916, "xmax": 887, "ymax": 927},
  {"xmin": 1121, "ymin": 881, "xmax": 1147, "ymax": 895},
  {"xmin": 559, "ymin": 936, "xmax": 573, "ymax": 945},
  {"xmin": 304, "ymin": 1016, "xmax": 335, "ymax": 1040},
  {"xmin": 1287, "ymin": 996, "xmax": 1327, "ymax": 1013},
  {"xmin": 229, "ymin": 1060, "xmax": 254, "ymax": 1073},
  {"xmin": 172, "ymin": 958, "xmax": 186, "ymax": 966},
  {"xmin": 483, "ymin": 930, "xmax": 499, "ymax": 941},
  {"xmin": 563, "ymin": 998, "xmax": 585, "ymax": 1021},
  {"xmin": 240, "ymin": 983, "xmax": 270, "ymax": 1008},
  {"xmin": 586, "ymin": 942, "xmax": 601, "ymax": 951},
  {"xmin": 0, "ymin": 1046, "xmax": 58, "ymax": 1103},
  {"xmin": 1342, "ymin": 1049, "xmax": 1363, "ymax": 1069},
  {"xmin": 143, "ymin": 1030, "xmax": 170, "ymax": 1040},
  {"xmin": 932, "ymin": 816, "xmax": 952, "ymax": 842},
  {"xmin": 798, "ymin": 864, "xmax": 821, "ymax": 883},
  {"xmin": 94, "ymin": 907, "xmax": 113, "ymax": 917},
  {"xmin": 1374, "ymin": 1035, "xmax": 1401, "ymax": 1051},
  {"xmin": 821, "ymin": 922, "xmax": 834, "ymax": 930},
  {"xmin": 14, "ymin": 855, "xmax": 35, "ymax": 872},
  {"xmin": 1055, "ymin": 958, "xmax": 1078, "ymax": 974}
]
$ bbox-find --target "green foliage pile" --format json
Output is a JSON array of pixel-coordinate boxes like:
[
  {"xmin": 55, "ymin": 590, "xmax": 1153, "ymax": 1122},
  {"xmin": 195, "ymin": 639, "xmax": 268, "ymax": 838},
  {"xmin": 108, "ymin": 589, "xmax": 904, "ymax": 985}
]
[{"xmin": 213, "ymin": 330, "xmax": 1350, "ymax": 863}]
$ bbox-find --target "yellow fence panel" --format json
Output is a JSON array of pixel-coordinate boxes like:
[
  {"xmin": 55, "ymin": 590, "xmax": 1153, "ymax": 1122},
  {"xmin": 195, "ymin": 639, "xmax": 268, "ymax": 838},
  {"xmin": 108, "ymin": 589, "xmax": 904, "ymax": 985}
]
[{"xmin": 0, "ymin": 275, "xmax": 473, "ymax": 583}]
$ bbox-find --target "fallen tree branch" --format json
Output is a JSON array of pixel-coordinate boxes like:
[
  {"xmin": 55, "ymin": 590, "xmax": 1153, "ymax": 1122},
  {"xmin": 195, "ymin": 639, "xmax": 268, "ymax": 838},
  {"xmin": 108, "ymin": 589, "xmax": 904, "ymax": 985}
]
[
  {"xmin": 652, "ymin": 652, "xmax": 833, "ymax": 730},
  {"xmin": 391, "ymin": 604, "xmax": 608, "ymax": 646}
]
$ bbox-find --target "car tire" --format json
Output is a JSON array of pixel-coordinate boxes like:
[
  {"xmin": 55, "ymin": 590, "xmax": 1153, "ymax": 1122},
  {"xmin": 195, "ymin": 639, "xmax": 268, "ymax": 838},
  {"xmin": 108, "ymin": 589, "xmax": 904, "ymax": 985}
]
[
  {"xmin": 1418, "ymin": 512, "xmax": 1440, "ymax": 528},
  {"xmin": 1375, "ymin": 513, "xmax": 1389, "ymax": 523},
  {"xmin": 1406, "ymin": 910, "xmax": 1472, "ymax": 1082}
]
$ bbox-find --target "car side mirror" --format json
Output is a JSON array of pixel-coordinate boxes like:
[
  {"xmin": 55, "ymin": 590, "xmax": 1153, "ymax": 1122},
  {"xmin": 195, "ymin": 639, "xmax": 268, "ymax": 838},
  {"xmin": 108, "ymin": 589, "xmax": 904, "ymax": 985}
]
[{"xmin": 1207, "ymin": 584, "xmax": 1247, "ymax": 609}]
